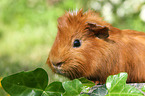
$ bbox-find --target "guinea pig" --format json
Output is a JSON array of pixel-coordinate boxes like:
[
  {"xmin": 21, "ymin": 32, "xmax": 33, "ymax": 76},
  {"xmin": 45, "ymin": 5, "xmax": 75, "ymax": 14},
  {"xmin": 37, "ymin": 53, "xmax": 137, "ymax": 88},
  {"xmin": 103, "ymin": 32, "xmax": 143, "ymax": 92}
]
[{"xmin": 47, "ymin": 9, "xmax": 145, "ymax": 83}]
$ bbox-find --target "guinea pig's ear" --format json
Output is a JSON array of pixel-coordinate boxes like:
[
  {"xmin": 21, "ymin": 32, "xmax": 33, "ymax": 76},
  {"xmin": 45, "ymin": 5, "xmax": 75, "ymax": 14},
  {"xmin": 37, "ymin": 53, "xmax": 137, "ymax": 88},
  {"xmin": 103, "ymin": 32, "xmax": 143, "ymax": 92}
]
[{"xmin": 86, "ymin": 22, "xmax": 109, "ymax": 39}]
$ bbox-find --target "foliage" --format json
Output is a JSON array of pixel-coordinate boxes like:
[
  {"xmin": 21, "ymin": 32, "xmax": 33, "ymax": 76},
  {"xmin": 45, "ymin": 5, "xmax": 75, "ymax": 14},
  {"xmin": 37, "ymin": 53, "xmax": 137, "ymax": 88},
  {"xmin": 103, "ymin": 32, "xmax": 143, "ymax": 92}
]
[
  {"xmin": 62, "ymin": 79, "xmax": 84, "ymax": 96},
  {"xmin": 1, "ymin": 68, "xmax": 145, "ymax": 96},
  {"xmin": 1, "ymin": 68, "xmax": 87, "ymax": 96},
  {"xmin": 106, "ymin": 73, "xmax": 143, "ymax": 96},
  {"xmin": 1, "ymin": 68, "xmax": 48, "ymax": 96},
  {"xmin": 141, "ymin": 85, "xmax": 145, "ymax": 92}
]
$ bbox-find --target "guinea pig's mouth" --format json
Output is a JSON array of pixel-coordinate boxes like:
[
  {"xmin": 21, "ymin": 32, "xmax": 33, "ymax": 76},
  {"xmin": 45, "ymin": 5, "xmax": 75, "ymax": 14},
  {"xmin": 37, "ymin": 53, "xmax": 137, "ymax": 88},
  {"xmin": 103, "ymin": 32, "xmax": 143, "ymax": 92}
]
[
  {"xmin": 54, "ymin": 68, "xmax": 66, "ymax": 76},
  {"xmin": 54, "ymin": 68, "xmax": 80, "ymax": 80}
]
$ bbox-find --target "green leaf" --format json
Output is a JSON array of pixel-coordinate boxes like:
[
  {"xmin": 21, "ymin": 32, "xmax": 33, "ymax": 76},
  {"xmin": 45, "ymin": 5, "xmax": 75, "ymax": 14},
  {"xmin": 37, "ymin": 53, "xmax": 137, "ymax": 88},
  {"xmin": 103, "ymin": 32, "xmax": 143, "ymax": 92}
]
[
  {"xmin": 106, "ymin": 72, "xmax": 127, "ymax": 91},
  {"xmin": 42, "ymin": 92, "xmax": 62, "ymax": 96},
  {"xmin": 79, "ymin": 77, "xmax": 95, "ymax": 87},
  {"xmin": 45, "ymin": 81, "xmax": 65, "ymax": 93},
  {"xmin": 1, "ymin": 68, "xmax": 48, "ymax": 96},
  {"xmin": 43, "ymin": 81, "xmax": 65, "ymax": 96},
  {"xmin": 62, "ymin": 79, "xmax": 83, "ymax": 96},
  {"xmin": 80, "ymin": 94, "xmax": 89, "ymax": 96},
  {"xmin": 79, "ymin": 78, "xmax": 95, "ymax": 93},
  {"xmin": 106, "ymin": 72, "xmax": 144, "ymax": 96},
  {"xmin": 141, "ymin": 85, "xmax": 145, "ymax": 92}
]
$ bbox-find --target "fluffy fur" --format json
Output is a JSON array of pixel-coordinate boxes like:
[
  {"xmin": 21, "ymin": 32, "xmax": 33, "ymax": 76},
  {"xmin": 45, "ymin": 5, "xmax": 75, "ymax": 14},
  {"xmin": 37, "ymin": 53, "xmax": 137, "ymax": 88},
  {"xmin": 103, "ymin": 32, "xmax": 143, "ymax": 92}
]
[{"xmin": 47, "ymin": 9, "xmax": 145, "ymax": 83}]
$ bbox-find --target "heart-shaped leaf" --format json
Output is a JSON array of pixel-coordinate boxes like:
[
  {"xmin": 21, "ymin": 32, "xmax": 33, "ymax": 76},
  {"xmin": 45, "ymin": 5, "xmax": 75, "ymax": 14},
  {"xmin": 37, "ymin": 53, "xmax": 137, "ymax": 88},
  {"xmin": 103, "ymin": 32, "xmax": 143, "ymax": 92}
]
[
  {"xmin": 79, "ymin": 77, "xmax": 95, "ymax": 88},
  {"xmin": 43, "ymin": 81, "xmax": 65, "ymax": 96},
  {"xmin": 62, "ymin": 79, "xmax": 84, "ymax": 96},
  {"xmin": 1, "ymin": 68, "xmax": 48, "ymax": 96},
  {"xmin": 106, "ymin": 72, "xmax": 144, "ymax": 96},
  {"xmin": 78, "ymin": 77, "xmax": 95, "ymax": 93}
]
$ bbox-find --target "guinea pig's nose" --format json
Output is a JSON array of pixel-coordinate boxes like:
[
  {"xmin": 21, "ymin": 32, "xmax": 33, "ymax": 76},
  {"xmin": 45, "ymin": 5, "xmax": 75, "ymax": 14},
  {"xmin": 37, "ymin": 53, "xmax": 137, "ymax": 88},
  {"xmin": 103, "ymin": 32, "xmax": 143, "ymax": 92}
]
[{"xmin": 52, "ymin": 62, "xmax": 63, "ymax": 67}]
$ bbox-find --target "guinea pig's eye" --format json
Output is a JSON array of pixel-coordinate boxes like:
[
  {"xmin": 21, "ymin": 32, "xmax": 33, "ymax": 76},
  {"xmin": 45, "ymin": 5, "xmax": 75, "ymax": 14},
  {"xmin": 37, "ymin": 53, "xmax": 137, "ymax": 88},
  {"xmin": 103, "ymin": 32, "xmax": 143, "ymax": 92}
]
[{"xmin": 73, "ymin": 39, "xmax": 81, "ymax": 48}]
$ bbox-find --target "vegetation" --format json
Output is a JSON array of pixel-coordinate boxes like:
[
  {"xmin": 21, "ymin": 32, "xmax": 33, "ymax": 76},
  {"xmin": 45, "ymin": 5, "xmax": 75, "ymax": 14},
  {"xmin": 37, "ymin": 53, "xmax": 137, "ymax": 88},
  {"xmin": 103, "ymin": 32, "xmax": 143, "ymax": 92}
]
[
  {"xmin": 1, "ymin": 68, "xmax": 145, "ymax": 96},
  {"xmin": 0, "ymin": 0, "xmax": 145, "ymax": 95}
]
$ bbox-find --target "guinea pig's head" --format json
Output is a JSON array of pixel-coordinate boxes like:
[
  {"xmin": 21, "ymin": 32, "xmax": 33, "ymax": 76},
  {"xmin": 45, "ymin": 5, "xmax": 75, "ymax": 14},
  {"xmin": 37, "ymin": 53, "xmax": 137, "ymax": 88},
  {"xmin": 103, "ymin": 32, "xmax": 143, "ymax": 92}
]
[{"xmin": 47, "ymin": 10, "xmax": 110, "ymax": 80}]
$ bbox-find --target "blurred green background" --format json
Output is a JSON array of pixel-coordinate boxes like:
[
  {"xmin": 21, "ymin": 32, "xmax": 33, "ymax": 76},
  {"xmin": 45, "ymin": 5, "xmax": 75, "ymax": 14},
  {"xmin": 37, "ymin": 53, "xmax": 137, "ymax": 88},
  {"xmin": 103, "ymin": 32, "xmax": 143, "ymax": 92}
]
[{"xmin": 0, "ymin": 0, "xmax": 145, "ymax": 95}]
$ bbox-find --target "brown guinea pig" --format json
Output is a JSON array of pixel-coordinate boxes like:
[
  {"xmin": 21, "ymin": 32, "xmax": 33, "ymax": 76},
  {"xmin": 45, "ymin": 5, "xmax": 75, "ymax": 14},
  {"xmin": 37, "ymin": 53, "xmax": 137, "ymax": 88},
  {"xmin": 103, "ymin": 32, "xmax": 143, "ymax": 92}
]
[{"xmin": 47, "ymin": 9, "xmax": 145, "ymax": 83}]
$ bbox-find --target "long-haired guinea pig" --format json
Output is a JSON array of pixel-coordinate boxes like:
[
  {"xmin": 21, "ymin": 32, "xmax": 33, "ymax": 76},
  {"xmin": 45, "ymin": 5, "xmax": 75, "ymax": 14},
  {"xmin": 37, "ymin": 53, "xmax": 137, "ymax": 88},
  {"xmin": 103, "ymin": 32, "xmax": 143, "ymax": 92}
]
[{"xmin": 47, "ymin": 9, "xmax": 145, "ymax": 83}]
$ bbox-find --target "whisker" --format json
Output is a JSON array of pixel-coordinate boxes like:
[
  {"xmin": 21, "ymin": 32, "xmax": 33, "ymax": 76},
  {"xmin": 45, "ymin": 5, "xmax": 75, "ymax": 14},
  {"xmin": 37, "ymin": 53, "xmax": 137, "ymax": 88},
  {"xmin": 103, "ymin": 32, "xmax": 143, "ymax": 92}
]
[{"xmin": 71, "ymin": 66, "xmax": 80, "ymax": 78}]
